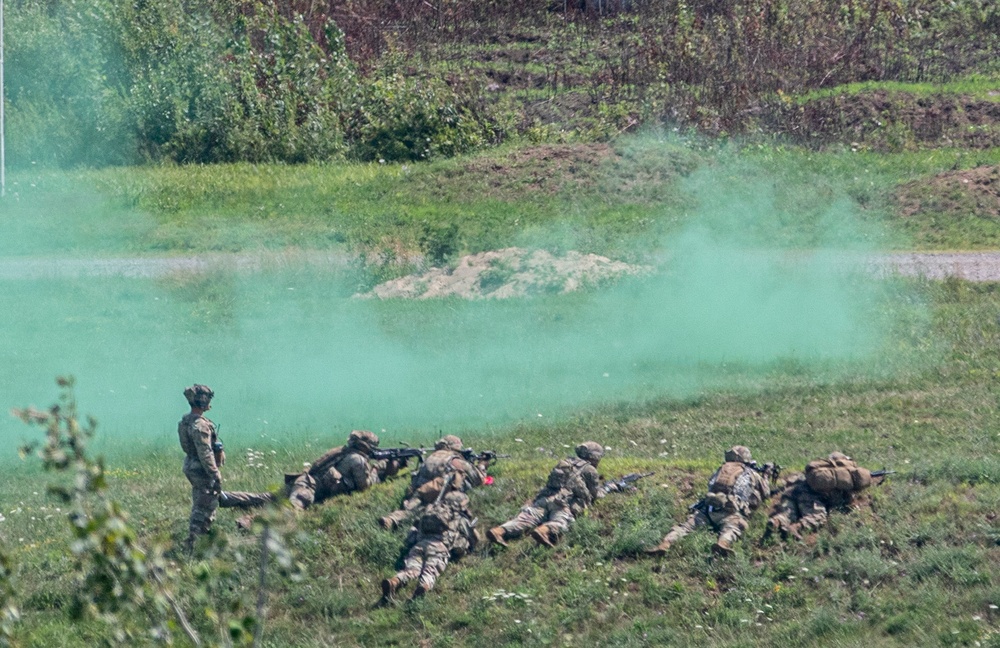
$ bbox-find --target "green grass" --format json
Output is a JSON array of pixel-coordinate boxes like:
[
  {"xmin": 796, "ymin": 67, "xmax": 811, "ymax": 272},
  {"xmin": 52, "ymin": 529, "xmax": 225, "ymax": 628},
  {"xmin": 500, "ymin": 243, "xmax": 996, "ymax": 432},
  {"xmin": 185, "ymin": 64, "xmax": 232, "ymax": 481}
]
[
  {"xmin": 4, "ymin": 279, "xmax": 1000, "ymax": 645},
  {"xmin": 8, "ymin": 136, "xmax": 1000, "ymax": 259},
  {"xmin": 795, "ymin": 77, "xmax": 1000, "ymax": 104}
]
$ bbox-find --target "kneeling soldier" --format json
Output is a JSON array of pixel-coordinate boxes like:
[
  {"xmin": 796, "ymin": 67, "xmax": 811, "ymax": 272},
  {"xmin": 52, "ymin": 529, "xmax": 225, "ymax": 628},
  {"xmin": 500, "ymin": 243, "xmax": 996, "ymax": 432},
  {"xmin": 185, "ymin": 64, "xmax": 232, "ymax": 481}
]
[
  {"xmin": 487, "ymin": 441, "xmax": 621, "ymax": 548},
  {"xmin": 766, "ymin": 451, "xmax": 887, "ymax": 541},
  {"xmin": 646, "ymin": 445, "xmax": 774, "ymax": 557},
  {"xmin": 380, "ymin": 490, "xmax": 479, "ymax": 602}
]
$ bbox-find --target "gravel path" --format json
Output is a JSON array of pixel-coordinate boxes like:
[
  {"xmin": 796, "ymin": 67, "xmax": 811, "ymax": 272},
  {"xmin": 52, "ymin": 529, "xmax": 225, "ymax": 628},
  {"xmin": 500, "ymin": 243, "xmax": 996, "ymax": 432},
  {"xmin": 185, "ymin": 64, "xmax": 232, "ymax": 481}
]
[{"xmin": 3, "ymin": 250, "xmax": 1000, "ymax": 281}]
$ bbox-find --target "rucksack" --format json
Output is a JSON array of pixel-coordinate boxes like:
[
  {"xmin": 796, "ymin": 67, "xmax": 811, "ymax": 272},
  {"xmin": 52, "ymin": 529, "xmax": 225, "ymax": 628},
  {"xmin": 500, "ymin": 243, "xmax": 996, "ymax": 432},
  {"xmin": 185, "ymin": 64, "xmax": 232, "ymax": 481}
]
[
  {"xmin": 709, "ymin": 462, "xmax": 746, "ymax": 494},
  {"xmin": 805, "ymin": 457, "xmax": 872, "ymax": 494}
]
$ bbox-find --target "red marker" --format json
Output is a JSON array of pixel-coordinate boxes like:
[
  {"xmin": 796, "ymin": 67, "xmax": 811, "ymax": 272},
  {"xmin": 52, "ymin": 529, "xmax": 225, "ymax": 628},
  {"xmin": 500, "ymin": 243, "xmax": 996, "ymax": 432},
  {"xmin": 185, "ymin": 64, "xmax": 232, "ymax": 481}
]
[{"xmin": 484, "ymin": 476, "xmax": 494, "ymax": 485}]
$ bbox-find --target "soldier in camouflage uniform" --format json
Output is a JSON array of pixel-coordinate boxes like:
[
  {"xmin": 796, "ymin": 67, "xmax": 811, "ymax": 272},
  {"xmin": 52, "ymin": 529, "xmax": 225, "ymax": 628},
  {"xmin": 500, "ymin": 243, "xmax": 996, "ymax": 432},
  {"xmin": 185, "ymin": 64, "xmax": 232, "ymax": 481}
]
[
  {"xmin": 379, "ymin": 435, "xmax": 487, "ymax": 531},
  {"xmin": 766, "ymin": 452, "xmax": 883, "ymax": 541},
  {"xmin": 178, "ymin": 384, "xmax": 222, "ymax": 552},
  {"xmin": 220, "ymin": 430, "xmax": 403, "ymax": 526},
  {"xmin": 380, "ymin": 490, "xmax": 479, "ymax": 602},
  {"xmin": 487, "ymin": 441, "xmax": 617, "ymax": 548},
  {"xmin": 645, "ymin": 446, "xmax": 773, "ymax": 557}
]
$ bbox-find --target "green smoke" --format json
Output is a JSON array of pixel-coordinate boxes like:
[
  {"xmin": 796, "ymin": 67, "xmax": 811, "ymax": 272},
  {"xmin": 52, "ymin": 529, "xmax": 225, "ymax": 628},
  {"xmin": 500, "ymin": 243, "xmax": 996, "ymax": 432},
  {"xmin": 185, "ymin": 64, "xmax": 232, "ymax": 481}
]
[{"xmin": 0, "ymin": 153, "xmax": 917, "ymax": 459}]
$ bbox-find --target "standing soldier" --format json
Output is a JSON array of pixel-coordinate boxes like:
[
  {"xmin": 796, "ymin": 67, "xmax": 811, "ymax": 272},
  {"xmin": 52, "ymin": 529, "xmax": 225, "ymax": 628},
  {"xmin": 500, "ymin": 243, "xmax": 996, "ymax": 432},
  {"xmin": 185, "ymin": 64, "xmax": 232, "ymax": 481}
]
[
  {"xmin": 380, "ymin": 435, "xmax": 487, "ymax": 531},
  {"xmin": 765, "ymin": 452, "xmax": 887, "ymax": 541},
  {"xmin": 178, "ymin": 384, "xmax": 222, "ymax": 552},
  {"xmin": 645, "ymin": 446, "xmax": 774, "ymax": 557},
  {"xmin": 487, "ymin": 441, "xmax": 621, "ymax": 548},
  {"xmin": 220, "ymin": 430, "xmax": 404, "ymax": 525},
  {"xmin": 380, "ymin": 489, "xmax": 480, "ymax": 602}
]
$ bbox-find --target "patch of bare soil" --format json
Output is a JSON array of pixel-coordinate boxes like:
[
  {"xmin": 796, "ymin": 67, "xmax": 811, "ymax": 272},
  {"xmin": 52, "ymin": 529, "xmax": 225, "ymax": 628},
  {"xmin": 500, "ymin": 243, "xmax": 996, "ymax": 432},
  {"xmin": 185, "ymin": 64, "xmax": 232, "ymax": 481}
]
[
  {"xmin": 896, "ymin": 165, "xmax": 1000, "ymax": 220},
  {"xmin": 358, "ymin": 247, "xmax": 652, "ymax": 300},
  {"xmin": 772, "ymin": 91, "xmax": 1000, "ymax": 150}
]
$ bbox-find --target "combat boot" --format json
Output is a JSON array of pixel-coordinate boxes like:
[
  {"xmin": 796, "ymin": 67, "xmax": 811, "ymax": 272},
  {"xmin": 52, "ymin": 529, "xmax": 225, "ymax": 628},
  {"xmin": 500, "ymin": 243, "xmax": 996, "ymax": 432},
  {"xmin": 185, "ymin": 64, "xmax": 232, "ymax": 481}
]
[
  {"xmin": 644, "ymin": 538, "xmax": 672, "ymax": 557},
  {"xmin": 530, "ymin": 524, "xmax": 556, "ymax": 548},
  {"xmin": 379, "ymin": 516, "xmax": 396, "ymax": 531},
  {"xmin": 381, "ymin": 577, "xmax": 400, "ymax": 600},
  {"xmin": 236, "ymin": 515, "xmax": 254, "ymax": 531},
  {"xmin": 711, "ymin": 538, "xmax": 734, "ymax": 557},
  {"xmin": 487, "ymin": 526, "xmax": 509, "ymax": 547},
  {"xmin": 412, "ymin": 585, "xmax": 427, "ymax": 599}
]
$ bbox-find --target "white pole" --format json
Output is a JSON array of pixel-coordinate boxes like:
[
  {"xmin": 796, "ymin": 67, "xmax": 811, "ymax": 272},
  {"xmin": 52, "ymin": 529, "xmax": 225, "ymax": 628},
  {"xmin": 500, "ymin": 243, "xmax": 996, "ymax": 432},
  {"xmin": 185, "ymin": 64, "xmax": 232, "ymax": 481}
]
[{"xmin": 1, "ymin": 0, "xmax": 5, "ymax": 198}]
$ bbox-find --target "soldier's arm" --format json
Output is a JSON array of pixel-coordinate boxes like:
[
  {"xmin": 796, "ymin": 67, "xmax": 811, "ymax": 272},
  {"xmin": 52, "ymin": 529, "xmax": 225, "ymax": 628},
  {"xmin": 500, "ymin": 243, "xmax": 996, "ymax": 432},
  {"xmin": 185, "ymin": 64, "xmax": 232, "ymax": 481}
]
[
  {"xmin": 343, "ymin": 454, "xmax": 375, "ymax": 492},
  {"xmin": 373, "ymin": 459, "xmax": 402, "ymax": 482},
  {"xmin": 455, "ymin": 458, "xmax": 485, "ymax": 489},
  {"xmin": 583, "ymin": 465, "xmax": 603, "ymax": 500},
  {"xmin": 193, "ymin": 419, "xmax": 221, "ymax": 481}
]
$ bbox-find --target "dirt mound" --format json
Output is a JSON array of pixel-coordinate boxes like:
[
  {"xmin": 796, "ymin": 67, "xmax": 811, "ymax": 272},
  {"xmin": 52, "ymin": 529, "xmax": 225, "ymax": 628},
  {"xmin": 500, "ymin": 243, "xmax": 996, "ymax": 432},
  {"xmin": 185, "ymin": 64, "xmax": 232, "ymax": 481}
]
[
  {"xmin": 359, "ymin": 248, "xmax": 651, "ymax": 300},
  {"xmin": 896, "ymin": 166, "xmax": 1000, "ymax": 220}
]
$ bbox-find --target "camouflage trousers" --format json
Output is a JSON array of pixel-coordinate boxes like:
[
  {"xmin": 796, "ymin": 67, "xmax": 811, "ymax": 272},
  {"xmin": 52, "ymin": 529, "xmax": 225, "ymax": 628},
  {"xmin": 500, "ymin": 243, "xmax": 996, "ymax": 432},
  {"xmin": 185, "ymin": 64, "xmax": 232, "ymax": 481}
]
[
  {"xmin": 383, "ymin": 496, "xmax": 423, "ymax": 529},
  {"xmin": 662, "ymin": 508, "xmax": 749, "ymax": 547},
  {"xmin": 499, "ymin": 496, "xmax": 575, "ymax": 540},
  {"xmin": 769, "ymin": 484, "xmax": 829, "ymax": 535},
  {"xmin": 394, "ymin": 538, "xmax": 451, "ymax": 591},
  {"xmin": 183, "ymin": 460, "xmax": 219, "ymax": 550}
]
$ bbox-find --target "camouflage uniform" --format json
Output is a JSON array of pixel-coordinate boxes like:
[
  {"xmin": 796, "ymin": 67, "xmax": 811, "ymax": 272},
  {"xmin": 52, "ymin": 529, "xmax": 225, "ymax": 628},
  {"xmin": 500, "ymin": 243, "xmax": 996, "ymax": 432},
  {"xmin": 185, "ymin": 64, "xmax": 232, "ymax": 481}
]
[
  {"xmin": 220, "ymin": 431, "xmax": 399, "ymax": 522},
  {"xmin": 487, "ymin": 441, "xmax": 606, "ymax": 548},
  {"xmin": 646, "ymin": 446, "xmax": 771, "ymax": 557},
  {"xmin": 767, "ymin": 452, "xmax": 877, "ymax": 540},
  {"xmin": 380, "ymin": 435, "xmax": 486, "ymax": 530},
  {"xmin": 178, "ymin": 384, "xmax": 221, "ymax": 552},
  {"xmin": 381, "ymin": 491, "xmax": 479, "ymax": 601}
]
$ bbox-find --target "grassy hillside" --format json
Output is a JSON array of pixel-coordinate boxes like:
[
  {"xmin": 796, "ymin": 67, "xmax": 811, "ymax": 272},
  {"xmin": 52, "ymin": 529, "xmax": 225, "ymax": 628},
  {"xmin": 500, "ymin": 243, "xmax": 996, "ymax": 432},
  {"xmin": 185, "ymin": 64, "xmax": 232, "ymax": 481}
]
[
  {"xmin": 6, "ymin": 0, "xmax": 1000, "ymax": 166},
  {"xmin": 3, "ymin": 278, "xmax": 1000, "ymax": 646}
]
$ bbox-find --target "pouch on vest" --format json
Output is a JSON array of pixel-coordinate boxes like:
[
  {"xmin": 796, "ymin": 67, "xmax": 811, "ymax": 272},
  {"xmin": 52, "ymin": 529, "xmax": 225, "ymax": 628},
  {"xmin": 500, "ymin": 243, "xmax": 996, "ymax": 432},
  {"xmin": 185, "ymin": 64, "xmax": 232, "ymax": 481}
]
[
  {"xmin": 416, "ymin": 476, "xmax": 446, "ymax": 504},
  {"xmin": 418, "ymin": 507, "xmax": 450, "ymax": 534},
  {"xmin": 703, "ymin": 491, "xmax": 732, "ymax": 513},
  {"xmin": 709, "ymin": 462, "xmax": 745, "ymax": 494},
  {"xmin": 546, "ymin": 460, "xmax": 576, "ymax": 490}
]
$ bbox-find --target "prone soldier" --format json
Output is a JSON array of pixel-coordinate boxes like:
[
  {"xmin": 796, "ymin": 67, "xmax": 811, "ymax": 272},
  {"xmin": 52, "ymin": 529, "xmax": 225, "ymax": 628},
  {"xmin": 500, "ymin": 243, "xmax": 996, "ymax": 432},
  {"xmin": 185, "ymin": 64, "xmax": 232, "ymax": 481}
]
[
  {"xmin": 487, "ymin": 441, "xmax": 631, "ymax": 548},
  {"xmin": 380, "ymin": 435, "xmax": 487, "ymax": 531},
  {"xmin": 645, "ymin": 445, "xmax": 775, "ymax": 557},
  {"xmin": 220, "ymin": 430, "xmax": 406, "ymax": 525},
  {"xmin": 765, "ymin": 451, "xmax": 890, "ymax": 541},
  {"xmin": 380, "ymin": 489, "xmax": 479, "ymax": 602}
]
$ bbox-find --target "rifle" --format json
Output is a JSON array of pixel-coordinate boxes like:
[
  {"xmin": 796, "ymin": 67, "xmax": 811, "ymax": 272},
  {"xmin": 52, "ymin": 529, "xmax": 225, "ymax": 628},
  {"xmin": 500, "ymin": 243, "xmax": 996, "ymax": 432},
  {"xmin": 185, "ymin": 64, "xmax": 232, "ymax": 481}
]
[
  {"xmin": 371, "ymin": 446, "xmax": 426, "ymax": 466},
  {"xmin": 601, "ymin": 471, "xmax": 655, "ymax": 494},
  {"xmin": 460, "ymin": 448, "xmax": 510, "ymax": 463},
  {"xmin": 749, "ymin": 461, "xmax": 781, "ymax": 483},
  {"xmin": 212, "ymin": 424, "xmax": 225, "ymax": 468},
  {"xmin": 871, "ymin": 469, "xmax": 895, "ymax": 480}
]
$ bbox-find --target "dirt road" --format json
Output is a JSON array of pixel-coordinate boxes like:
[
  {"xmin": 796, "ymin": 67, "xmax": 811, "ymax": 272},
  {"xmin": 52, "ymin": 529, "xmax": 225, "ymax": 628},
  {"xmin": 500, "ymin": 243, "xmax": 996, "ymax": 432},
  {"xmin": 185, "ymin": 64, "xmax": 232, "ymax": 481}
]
[{"xmin": 3, "ymin": 250, "xmax": 1000, "ymax": 282}]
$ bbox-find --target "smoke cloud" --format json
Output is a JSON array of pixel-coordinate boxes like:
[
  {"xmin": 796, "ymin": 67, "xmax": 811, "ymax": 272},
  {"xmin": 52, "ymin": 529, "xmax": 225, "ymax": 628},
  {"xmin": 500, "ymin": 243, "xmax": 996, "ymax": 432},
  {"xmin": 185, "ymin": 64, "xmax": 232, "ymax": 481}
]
[{"xmin": 0, "ymin": 151, "xmax": 916, "ymax": 459}]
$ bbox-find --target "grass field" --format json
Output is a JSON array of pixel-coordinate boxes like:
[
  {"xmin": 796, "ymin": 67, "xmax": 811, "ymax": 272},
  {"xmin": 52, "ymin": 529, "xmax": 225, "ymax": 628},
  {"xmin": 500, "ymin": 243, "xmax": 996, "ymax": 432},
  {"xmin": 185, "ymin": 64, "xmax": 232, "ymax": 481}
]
[
  {"xmin": 2, "ymin": 277, "xmax": 1000, "ymax": 646},
  {"xmin": 4, "ymin": 133, "xmax": 1000, "ymax": 646},
  {"xmin": 7, "ymin": 134, "xmax": 1000, "ymax": 262}
]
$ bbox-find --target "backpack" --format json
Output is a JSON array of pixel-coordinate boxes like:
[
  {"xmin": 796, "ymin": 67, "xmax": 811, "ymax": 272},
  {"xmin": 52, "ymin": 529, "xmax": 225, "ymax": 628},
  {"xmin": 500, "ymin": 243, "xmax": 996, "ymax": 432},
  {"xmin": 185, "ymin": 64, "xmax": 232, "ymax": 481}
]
[
  {"xmin": 709, "ymin": 462, "xmax": 746, "ymax": 495},
  {"xmin": 805, "ymin": 457, "xmax": 872, "ymax": 494},
  {"xmin": 418, "ymin": 505, "xmax": 451, "ymax": 535}
]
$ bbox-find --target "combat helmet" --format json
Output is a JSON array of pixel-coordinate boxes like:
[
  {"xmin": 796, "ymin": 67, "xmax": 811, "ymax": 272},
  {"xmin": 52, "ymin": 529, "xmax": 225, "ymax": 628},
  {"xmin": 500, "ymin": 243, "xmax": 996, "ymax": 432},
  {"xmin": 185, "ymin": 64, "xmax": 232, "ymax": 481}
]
[
  {"xmin": 348, "ymin": 430, "xmax": 380, "ymax": 454},
  {"xmin": 724, "ymin": 445, "xmax": 752, "ymax": 464},
  {"xmin": 434, "ymin": 435, "xmax": 463, "ymax": 452},
  {"xmin": 575, "ymin": 441, "xmax": 605, "ymax": 464},
  {"xmin": 183, "ymin": 384, "xmax": 214, "ymax": 409}
]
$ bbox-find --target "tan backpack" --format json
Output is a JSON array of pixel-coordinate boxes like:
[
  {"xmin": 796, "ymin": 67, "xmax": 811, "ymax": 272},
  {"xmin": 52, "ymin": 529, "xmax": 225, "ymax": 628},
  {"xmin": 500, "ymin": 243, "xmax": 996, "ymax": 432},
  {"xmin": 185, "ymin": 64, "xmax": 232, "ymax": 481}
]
[
  {"xmin": 709, "ymin": 462, "xmax": 746, "ymax": 494},
  {"xmin": 805, "ymin": 457, "xmax": 872, "ymax": 494}
]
